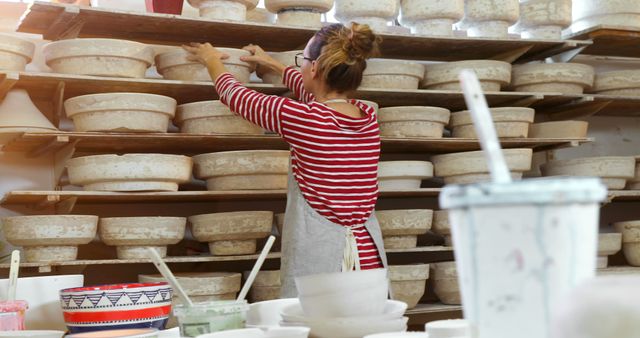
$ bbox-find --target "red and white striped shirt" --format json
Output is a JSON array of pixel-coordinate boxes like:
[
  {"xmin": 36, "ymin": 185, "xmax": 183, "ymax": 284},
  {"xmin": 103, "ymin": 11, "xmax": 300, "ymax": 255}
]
[{"xmin": 215, "ymin": 67, "xmax": 383, "ymax": 269}]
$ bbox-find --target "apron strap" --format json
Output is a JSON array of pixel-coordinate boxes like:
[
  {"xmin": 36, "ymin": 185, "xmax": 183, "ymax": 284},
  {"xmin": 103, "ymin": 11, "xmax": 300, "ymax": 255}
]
[{"xmin": 342, "ymin": 228, "xmax": 361, "ymax": 272}]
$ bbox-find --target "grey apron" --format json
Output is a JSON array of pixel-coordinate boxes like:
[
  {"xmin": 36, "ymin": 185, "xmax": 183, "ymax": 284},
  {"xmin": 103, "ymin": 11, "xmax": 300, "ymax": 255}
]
[{"xmin": 280, "ymin": 165, "xmax": 389, "ymax": 298}]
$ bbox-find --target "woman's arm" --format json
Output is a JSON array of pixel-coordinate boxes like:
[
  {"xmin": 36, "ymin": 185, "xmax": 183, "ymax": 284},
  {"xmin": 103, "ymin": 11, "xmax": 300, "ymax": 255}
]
[
  {"xmin": 282, "ymin": 66, "xmax": 315, "ymax": 103},
  {"xmin": 241, "ymin": 45, "xmax": 315, "ymax": 103},
  {"xmin": 183, "ymin": 43, "xmax": 287, "ymax": 134}
]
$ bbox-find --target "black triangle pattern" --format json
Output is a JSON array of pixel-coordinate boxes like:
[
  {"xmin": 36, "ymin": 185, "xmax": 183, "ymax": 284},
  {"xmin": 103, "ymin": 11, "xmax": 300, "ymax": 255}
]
[
  {"xmin": 72, "ymin": 295, "xmax": 86, "ymax": 307},
  {"xmin": 106, "ymin": 292, "xmax": 124, "ymax": 306},
  {"xmin": 127, "ymin": 291, "xmax": 143, "ymax": 304},
  {"xmin": 143, "ymin": 290, "xmax": 159, "ymax": 302},
  {"xmin": 61, "ymin": 295, "xmax": 72, "ymax": 308},
  {"xmin": 86, "ymin": 294, "xmax": 103, "ymax": 307}
]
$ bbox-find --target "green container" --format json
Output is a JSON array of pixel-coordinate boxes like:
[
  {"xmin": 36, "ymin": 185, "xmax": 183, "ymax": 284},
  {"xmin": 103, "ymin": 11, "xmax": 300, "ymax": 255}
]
[{"xmin": 173, "ymin": 300, "xmax": 249, "ymax": 337}]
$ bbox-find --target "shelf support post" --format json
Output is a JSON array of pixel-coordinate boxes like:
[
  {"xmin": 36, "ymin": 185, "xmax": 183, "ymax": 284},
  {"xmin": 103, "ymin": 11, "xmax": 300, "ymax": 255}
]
[
  {"xmin": 52, "ymin": 81, "xmax": 66, "ymax": 128},
  {"xmin": 53, "ymin": 139, "xmax": 78, "ymax": 190}
]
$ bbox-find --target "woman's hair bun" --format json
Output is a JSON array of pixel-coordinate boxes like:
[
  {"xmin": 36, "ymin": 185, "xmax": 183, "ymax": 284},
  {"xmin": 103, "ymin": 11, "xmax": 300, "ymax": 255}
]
[
  {"xmin": 343, "ymin": 22, "xmax": 381, "ymax": 63},
  {"xmin": 308, "ymin": 22, "xmax": 382, "ymax": 93}
]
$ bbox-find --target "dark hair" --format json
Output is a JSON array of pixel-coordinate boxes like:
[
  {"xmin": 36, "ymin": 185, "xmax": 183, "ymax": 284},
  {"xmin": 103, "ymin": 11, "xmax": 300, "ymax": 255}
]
[{"xmin": 307, "ymin": 22, "xmax": 381, "ymax": 93}]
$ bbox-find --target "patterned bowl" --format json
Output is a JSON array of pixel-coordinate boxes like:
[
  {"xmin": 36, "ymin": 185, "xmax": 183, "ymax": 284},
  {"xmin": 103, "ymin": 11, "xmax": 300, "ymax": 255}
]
[{"xmin": 59, "ymin": 282, "xmax": 172, "ymax": 334}]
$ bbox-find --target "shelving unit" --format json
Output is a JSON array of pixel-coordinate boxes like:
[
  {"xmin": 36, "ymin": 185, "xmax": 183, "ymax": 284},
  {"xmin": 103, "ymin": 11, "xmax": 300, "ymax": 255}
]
[{"xmin": 3, "ymin": 1, "xmax": 640, "ymax": 326}]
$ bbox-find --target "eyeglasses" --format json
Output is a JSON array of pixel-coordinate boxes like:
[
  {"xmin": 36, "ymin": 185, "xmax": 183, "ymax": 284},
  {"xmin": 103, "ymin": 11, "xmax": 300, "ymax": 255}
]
[{"xmin": 295, "ymin": 53, "xmax": 314, "ymax": 67}]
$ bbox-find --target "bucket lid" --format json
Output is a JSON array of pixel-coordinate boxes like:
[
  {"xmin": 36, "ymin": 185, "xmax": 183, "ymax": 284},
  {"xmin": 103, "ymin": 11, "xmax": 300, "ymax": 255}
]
[{"xmin": 440, "ymin": 177, "xmax": 607, "ymax": 209}]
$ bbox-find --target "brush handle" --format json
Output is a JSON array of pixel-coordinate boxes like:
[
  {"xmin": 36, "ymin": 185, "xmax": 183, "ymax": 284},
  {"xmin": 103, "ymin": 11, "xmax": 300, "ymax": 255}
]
[
  {"xmin": 8, "ymin": 250, "xmax": 20, "ymax": 301},
  {"xmin": 237, "ymin": 236, "xmax": 276, "ymax": 302},
  {"xmin": 459, "ymin": 69, "xmax": 512, "ymax": 184},
  {"xmin": 146, "ymin": 248, "xmax": 194, "ymax": 307}
]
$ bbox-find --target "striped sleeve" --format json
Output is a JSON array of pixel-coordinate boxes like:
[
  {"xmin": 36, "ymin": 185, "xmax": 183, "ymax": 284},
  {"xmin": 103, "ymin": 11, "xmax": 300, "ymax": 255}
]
[
  {"xmin": 283, "ymin": 66, "xmax": 315, "ymax": 103},
  {"xmin": 215, "ymin": 73, "xmax": 287, "ymax": 134}
]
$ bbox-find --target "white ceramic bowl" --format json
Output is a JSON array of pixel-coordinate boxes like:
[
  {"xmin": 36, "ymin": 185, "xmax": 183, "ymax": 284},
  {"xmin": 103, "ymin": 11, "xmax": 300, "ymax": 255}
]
[
  {"xmin": 247, "ymin": 298, "xmax": 299, "ymax": 327},
  {"xmin": 0, "ymin": 331, "xmax": 64, "ymax": 338},
  {"xmin": 298, "ymin": 281, "xmax": 389, "ymax": 318},
  {"xmin": 282, "ymin": 316, "xmax": 408, "ymax": 338},
  {"xmin": 295, "ymin": 269, "xmax": 388, "ymax": 296},
  {"xmin": 281, "ymin": 299, "xmax": 407, "ymax": 323},
  {"xmin": 0, "ymin": 274, "xmax": 83, "ymax": 331}
]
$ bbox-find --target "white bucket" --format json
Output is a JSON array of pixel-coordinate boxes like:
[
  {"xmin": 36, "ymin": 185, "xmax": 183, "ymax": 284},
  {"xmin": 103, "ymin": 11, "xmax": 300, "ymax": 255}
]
[{"xmin": 439, "ymin": 177, "xmax": 607, "ymax": 338}]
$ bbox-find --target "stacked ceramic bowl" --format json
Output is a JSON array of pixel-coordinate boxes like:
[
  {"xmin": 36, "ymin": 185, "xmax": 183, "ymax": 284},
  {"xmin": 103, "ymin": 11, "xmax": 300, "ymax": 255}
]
[{"xmin": 280, "ymin": 269, "xmax": 408, "ymax": 338}]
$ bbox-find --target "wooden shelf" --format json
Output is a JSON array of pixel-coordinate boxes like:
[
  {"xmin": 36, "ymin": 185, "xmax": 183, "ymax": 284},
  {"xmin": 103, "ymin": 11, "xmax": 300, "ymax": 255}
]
[
  {"xmin": 387, "ymin": 246, "xmax": 453, "ymax": 254},
  {"xmin": 406, "ymin": 303, "xmax": 462, "ymax": 315},
  {"xmin": 606, "ymin": 191, "xmax": 640, "ymax": 203},
  {"xmin": 0, "ymin": 246, "xmax": 452, "ymax": 273},
  {"xmin": 531, "ymin": 92, "xmax": 640, "ymax": 119},
  {"xmin": 5, "ymin": 71, "xmax": 640, "ymax": 118},
  {"xmin": 0, "ymin": 132, "xmax": 592, "ymax": 155},
  {"xmin": 0, "ymin": 253, "xmax": 282, "ymax": 272},
  {"xmin": 565, "ymin": 25, "xmax": 640, "ymax": 58},
  {"xmin": 2, "ymin": 71, "xmax": 543, "ymax": 110},
  {"xmin": 3, "ymin": 189, "xmax": 636, "ymax": 210},
  {"xmin": 598, "ymin": 266, "xmax": 640, "ymax": 275},
  {"xmin": 0, "ymin": 189, "xmax": 443, "ymax": 210},
  {"xmin": 17, "ymin": 1, "xmax": 589, "ymax": 63},
  {"xmin": 406, "ymin": 303, "xmax": 463, "ymax": 326}
]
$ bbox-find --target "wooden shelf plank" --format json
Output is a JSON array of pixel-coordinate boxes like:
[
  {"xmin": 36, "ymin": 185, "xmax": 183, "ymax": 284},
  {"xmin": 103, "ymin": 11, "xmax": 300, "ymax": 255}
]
[
  {"xmin": 0, "ymin": 246, "xmax": 451, "ymax": 270},
  {"xmin": 387, "ymin": 246, "xmax": 453, "ymax": 254},
  {"xmin": 607, "ymin": 191, "xmax": 640, "ymax": 202},
  {"xmin": 8, "ymin": 71, "xmax": 545, "ymax": 110},
  {"xmin": 406, "ymin": 303, "xmax": 462, "ymax": 315},
  {"xmin": 0, "ymin": 132, "xmax": 592, "ymax": 155},
  {"xmin": 17, "ymin": 2, "xmax": 589, "ymax": 63},
  {"xmin": 532, "ymin": 93, "xmax": 640, "ymax": 118},
  {"xmin": 4, "ymin": 190, "xmax": 635, "ymax": 207},
  {"xmin": 564, "ymin": 25, "xmax": 640, "ymax": 58},
  {"xmin": 0, "ymin": 189, "xmax": 443, "ymax": 207},
  {"xmin": 0, "ymin": 253, "xmax": 281, "ymax": 269},
  {"xmin": 598, "ymin": 266, "xmax": 640, "ymax": 275},
  {"xmin": 10, "ymin": 71, "xmax": 640, "ymax": 117}
]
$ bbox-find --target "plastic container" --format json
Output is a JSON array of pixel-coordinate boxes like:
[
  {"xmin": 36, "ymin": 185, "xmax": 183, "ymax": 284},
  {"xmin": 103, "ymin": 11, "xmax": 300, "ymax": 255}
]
[
  {"xmin": 173, "ymin": 300, "xmax": 249, "ymax": 337},
  {"xmin": 440, "ymin": 177, "xmax": 607, "ymax": 338},
  {"xmin": 0, "ymin": 300, "xmax": 28, "ymax": 330}
]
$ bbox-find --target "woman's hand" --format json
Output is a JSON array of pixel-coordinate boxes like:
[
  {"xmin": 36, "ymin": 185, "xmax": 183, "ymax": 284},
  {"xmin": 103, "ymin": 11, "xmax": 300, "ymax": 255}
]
[
  {"xmin": 182, "ymin": 42, "xmax": 228, "ymax": 65},
  {"xmin": 241, "ymin": 44, "xmax": 286, "ymax": 78},
  {"xmin": 182, "ymin": 42, "xmax": 229, "ymax": 82}
]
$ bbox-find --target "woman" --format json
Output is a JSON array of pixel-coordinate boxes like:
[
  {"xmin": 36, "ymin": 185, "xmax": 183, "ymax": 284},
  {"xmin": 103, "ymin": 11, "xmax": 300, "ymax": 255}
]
[{"xmin": 184, "ymin": 22, "xmax": 387, "ymax": 297}]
